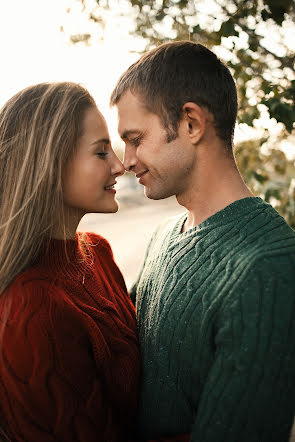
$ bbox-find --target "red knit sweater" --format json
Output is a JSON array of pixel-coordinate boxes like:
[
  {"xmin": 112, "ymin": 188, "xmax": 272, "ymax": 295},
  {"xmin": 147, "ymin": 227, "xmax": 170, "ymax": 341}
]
[{"xmin": 0, "ymin": 233, "xmax": 140, "ymax": 442}]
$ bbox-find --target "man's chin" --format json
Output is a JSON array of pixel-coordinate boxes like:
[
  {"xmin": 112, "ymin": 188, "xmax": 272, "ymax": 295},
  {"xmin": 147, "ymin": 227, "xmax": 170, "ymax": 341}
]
[{"xmin": 144, "ymin": 186, "xmax": 173, "ymax": 200}]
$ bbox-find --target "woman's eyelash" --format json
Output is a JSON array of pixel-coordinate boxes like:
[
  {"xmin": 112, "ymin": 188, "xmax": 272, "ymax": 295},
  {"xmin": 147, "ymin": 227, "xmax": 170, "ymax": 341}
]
[{"xmin": 96, "ymin": 152, "xmax": 108, "ymax": 158}]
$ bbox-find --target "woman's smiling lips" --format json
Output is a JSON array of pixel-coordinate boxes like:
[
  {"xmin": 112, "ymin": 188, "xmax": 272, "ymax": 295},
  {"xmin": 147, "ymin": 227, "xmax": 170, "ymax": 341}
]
[{"xmin": 104, "ymin": 182, "xmax": 117, "ymax": 193}]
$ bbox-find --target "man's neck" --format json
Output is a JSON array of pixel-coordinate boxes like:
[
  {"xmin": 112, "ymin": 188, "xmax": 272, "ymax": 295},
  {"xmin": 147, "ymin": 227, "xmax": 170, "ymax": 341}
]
[{"xmin": 177, "ymin": 154, "xmax": 253, "ymax": 232}]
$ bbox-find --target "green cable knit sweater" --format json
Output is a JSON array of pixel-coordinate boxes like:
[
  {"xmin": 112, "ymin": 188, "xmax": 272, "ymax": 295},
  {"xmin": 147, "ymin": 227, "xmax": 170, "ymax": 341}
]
[{"xmin": 132, "ymin": 197, "xmax": 295, "ymax": 442}]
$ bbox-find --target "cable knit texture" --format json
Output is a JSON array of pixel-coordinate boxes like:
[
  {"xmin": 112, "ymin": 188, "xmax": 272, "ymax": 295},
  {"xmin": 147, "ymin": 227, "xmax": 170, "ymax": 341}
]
[
  {"xmin": 0, "ymin": 233, "xmax": 140, "ymax": 442},
  {"xmin": 132, "ymin": 197, "xmax": 295, "ymax": 442}
]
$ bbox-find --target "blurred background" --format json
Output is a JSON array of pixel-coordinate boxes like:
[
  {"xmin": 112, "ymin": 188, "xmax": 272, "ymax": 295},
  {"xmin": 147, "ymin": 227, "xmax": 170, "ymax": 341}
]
[{"xmin": 0, "ymin": 0, "xmax": 294, "ymax": 287}]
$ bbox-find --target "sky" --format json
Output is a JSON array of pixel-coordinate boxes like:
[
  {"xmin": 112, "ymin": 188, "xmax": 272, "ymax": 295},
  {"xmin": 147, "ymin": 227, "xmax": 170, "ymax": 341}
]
[
  {"xmin": 0, "ymin": 0, "xmax": 145, "ymax": 146},
  {"xmin": 0, "ymin": 0, "xmax": 293, "ymax": 157}
]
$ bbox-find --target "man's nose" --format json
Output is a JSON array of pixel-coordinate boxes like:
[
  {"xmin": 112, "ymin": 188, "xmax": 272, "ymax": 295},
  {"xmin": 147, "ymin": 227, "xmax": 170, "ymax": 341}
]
[{"xmin": 123, "ymin": 145, "xmax": 137, "ymax": 172}]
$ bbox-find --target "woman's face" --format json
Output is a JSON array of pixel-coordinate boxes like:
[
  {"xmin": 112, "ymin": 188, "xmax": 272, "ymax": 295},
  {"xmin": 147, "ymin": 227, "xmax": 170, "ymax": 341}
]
[{"xmin": 63, "ymin": 106, "xmax": 124, "ymax": 216}]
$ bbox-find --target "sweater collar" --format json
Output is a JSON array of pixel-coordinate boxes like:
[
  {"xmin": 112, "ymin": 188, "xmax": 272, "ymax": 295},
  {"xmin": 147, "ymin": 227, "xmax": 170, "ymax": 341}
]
[
  {"xmin": 175, "ymin": 197, "xmax": 266, "ymax": 236},
  {"xmin": 37, "ymin": 233, "xmax": 94, "ymax": 276}
]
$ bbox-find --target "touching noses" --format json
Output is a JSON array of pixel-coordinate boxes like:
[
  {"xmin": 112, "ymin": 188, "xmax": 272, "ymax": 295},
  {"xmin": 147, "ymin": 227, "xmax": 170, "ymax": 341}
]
[
  {"xmin": 123, "ymin": 145, "xmax": 137, "ymax": 172},
  {"xmin": 111, "ymin": 152, "xmax": 125, "ymax": 177}
]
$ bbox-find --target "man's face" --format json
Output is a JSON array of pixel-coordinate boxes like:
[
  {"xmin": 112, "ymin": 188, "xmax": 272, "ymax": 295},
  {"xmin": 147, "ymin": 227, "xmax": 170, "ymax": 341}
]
[{"xmin": 116, "ymin": 90, "xmax": 196, "ymax": 200}]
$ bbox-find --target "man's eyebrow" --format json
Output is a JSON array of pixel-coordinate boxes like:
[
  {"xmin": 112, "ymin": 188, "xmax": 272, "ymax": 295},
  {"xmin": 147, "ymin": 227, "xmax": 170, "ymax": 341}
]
[
  {"xmin": 91, "ymin": 138, "xmax": 110, "ymax": 145},
  {"xmin": 121, "ymin": 130, "xmax": 142, "ymax": 140}
]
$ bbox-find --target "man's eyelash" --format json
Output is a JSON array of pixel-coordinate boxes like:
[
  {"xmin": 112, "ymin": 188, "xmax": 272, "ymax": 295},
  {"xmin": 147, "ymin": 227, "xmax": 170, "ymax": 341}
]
[{"xmin": 130, "ymin": 136, "xmax": 142, "ymax": 147}]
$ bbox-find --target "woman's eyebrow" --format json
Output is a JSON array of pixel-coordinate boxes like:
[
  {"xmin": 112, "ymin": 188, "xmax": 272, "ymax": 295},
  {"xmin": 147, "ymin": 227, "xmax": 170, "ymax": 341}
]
[{"xmin": 91, "ymin": 138, "xmax": 110, "ymax": 145}]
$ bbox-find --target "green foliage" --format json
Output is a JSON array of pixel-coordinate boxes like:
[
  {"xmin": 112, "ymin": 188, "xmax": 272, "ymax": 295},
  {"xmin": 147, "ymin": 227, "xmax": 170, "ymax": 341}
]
[
  {"xmin": 235, "ymin": 139, "xmax": 295, "ymax": 228},
  {"xmin": 264, "ymin": 0, "xmax": 293, "ymax": 24},
  {"xmin": 262, "ymin": 80, "xmax": 295, "ymax": 133},
  {"xmin": 220, "ymin": 19, "xmax": 239, "ymax": 37}
]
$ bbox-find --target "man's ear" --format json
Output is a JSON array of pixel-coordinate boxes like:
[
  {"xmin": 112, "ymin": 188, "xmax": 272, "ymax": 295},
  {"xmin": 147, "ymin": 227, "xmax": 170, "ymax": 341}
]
[{"xmin": 182, "ymin": 102, "xmax": 206, "ymax": 144}]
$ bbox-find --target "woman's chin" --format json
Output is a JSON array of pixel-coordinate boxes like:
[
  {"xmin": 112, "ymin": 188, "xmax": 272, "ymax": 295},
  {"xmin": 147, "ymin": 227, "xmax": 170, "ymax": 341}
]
[
  {"xmin": 109, "ymin": 205, "xmax": 119, "ymax": 213},
  {"xmin": 100, "ymin": 201, "xmax": 119, "ymax": 214}
]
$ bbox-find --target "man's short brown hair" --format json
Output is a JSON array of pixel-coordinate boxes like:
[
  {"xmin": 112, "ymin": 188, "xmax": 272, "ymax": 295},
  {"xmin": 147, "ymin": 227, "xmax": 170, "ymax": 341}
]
[{"xmin": 110, "ymin": 41, "xmax": 238, "ymax": 148}]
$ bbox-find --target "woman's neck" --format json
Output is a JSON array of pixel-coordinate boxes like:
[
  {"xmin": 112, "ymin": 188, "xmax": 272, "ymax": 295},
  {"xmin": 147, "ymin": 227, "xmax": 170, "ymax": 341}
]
[{"xmin": 51, "ymin": 207, "xmax": 85, "ymax": 240}]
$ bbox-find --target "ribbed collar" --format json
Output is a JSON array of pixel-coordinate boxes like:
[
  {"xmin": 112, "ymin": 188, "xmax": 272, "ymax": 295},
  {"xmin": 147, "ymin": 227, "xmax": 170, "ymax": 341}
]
[
  {"xmin": 174, "ymin": 197, "xmax": 266, "ymax": 237},
  {"xmin": 37, "ymin": 233, "xmax": 94, "ymax": 277}
]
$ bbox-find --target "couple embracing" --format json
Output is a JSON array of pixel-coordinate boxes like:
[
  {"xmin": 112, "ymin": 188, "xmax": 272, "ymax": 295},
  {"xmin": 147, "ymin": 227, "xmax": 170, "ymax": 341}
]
[{"xmin": 0, "ymin": 41, "xmax": 295, "ymax": 442}]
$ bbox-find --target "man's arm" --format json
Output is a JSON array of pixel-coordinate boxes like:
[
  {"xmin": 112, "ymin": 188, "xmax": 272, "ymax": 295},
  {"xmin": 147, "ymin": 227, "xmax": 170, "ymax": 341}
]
[{"xmin": 190, "ymin": 254, "xmax": 295, "ymax": 442}]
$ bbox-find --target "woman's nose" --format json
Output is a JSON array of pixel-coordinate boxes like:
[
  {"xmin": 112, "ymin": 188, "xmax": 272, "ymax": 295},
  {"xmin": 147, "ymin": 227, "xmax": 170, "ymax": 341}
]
[
  {"xmin": 123, "ymin": 145, "xmax": 137, "ymax": 172},
  {"xmin": 112, "ymin": 153, "xmax": 125, "ymax": 177}
]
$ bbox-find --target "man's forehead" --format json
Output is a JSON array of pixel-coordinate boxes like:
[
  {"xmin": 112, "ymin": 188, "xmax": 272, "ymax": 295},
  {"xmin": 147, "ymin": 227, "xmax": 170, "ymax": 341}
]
[
  {"xmin": 117, "ymin": 89, "xmax": 147, "ymax": 112},
  {"xmin": 116, "ymin": 91, "xmax": 151, "ymax": 137}
]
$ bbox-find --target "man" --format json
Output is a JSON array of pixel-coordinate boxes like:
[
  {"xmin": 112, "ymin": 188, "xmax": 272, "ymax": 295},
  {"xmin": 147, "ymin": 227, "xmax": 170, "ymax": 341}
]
[{"xmin": 110, "ymin": 41, "xmax": 295, "ymax": 441}]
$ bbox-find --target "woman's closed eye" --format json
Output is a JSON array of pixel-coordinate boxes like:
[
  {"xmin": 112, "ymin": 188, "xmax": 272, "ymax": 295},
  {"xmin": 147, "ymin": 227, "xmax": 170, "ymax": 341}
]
[
  {"xmin": 96, "ymin": 151, "xmax": 108, "ymax": 158},
  {"xmin": 96, "ymin": 142, "xmax": 110, "ymax": 158}
]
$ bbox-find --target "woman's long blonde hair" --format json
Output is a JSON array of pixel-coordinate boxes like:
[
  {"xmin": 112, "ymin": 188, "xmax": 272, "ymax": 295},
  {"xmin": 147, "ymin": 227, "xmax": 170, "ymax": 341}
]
[{"xmin": 0, "ymin": 82, "xmax": 96, "ymax": 296}]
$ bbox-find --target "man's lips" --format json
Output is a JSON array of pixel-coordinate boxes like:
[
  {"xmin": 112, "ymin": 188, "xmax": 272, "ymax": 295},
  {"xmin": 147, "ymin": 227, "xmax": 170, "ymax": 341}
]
[{"xmin": 136, "ymin": 170, "xmax": 149, "ymax": 179}]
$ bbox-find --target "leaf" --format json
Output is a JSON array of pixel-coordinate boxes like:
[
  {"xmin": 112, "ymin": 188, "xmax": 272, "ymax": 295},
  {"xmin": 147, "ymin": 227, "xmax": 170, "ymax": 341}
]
[
  {"xmin": 192, "ymin": 25, "xmax": 201, "ymax": 34},
  {"xmin": 220, "ymin": 19, "xmax": 239, "ymax": 38},
  {"xmin": 155, "ymin": 12, "xmax": 165, "ymax": 21},
  {"xmin": 261, "ymin": 9, "xmax": 271, "ymax": 21},
  {"xmin": 253, "ymin": 171, "xmax": 268, "ymax": 184},
  {"xmin": 265, "ymin": 99, "xmax": 295, "ymax": 133},
  {"xmin": 238, "ymin": 107, "xmax": 260, "ymax": 126},
  {"xmin": 248, "ymin": 35, "xmax": 259, "ymax": 52},
  {"xmin": 265, "ymin": 188, "xmax": 281, "ymax": 201},
  {"xmin": 266, "ymin": 0, "xmax": 293, "ymax": 24}
]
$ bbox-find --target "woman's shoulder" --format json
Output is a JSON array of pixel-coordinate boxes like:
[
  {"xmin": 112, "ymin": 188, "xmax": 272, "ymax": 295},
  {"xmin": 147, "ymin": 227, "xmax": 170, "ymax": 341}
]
[
  {"xmin": 2, "ymin": 267, "xmax": 70, "ymax": 319},
  {"xmin": 2, "ymin": 268, "xmax": 86, "ymax": 332},
  {"xmin": 8, "ymin": 267, "xmax": 55, "ymax": 294}
]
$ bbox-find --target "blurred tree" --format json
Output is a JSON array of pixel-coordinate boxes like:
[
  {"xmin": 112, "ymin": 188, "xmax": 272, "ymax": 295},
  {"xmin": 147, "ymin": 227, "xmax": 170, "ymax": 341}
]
[{"xmin": 235, "ymin": 137, "xmax": 295, "ymax": 228}]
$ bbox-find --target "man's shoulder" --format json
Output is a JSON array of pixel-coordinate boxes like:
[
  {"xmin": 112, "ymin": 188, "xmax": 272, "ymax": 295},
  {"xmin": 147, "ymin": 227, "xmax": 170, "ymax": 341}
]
[
  {"xmin": 238, "ymin": 204, "xmax": 295, "ymax": 258},
  {"xmin": 220, "ymin": 208, "xmax": 295, "ymax": 296},
  {"xmin": 215, "ymin": 199, "xmax": 295, "ymax": 256},
  {"xmin": 224, "ymin": 214, "xmax": 295, "ymax": 280},
  {"xmin": 186, "ymin": 202, "xmax": 295, "ymax": 287}
]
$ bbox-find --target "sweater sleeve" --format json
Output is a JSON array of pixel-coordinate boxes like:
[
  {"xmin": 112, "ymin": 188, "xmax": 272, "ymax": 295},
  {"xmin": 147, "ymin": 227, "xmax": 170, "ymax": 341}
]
[
  {"xmin": 190, "ymin": 254, "xmax": 295, "ymax": 442},
  {"xmin": 0, "ymin": 279, "xmax": 118, "ymax": 442}
]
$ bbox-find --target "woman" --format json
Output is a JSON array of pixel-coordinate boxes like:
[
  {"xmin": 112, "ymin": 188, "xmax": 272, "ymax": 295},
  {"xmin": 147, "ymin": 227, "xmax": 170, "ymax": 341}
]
[{"xmin": 0, "ymin": 82, "xmax": 140, "ymax": 441}]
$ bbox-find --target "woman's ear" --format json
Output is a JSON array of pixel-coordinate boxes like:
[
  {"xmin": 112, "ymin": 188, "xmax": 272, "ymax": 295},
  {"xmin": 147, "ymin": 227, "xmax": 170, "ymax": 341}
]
[{"xmin": 182, "ymin": 102, "xmax": 206, "ymax": 144}]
